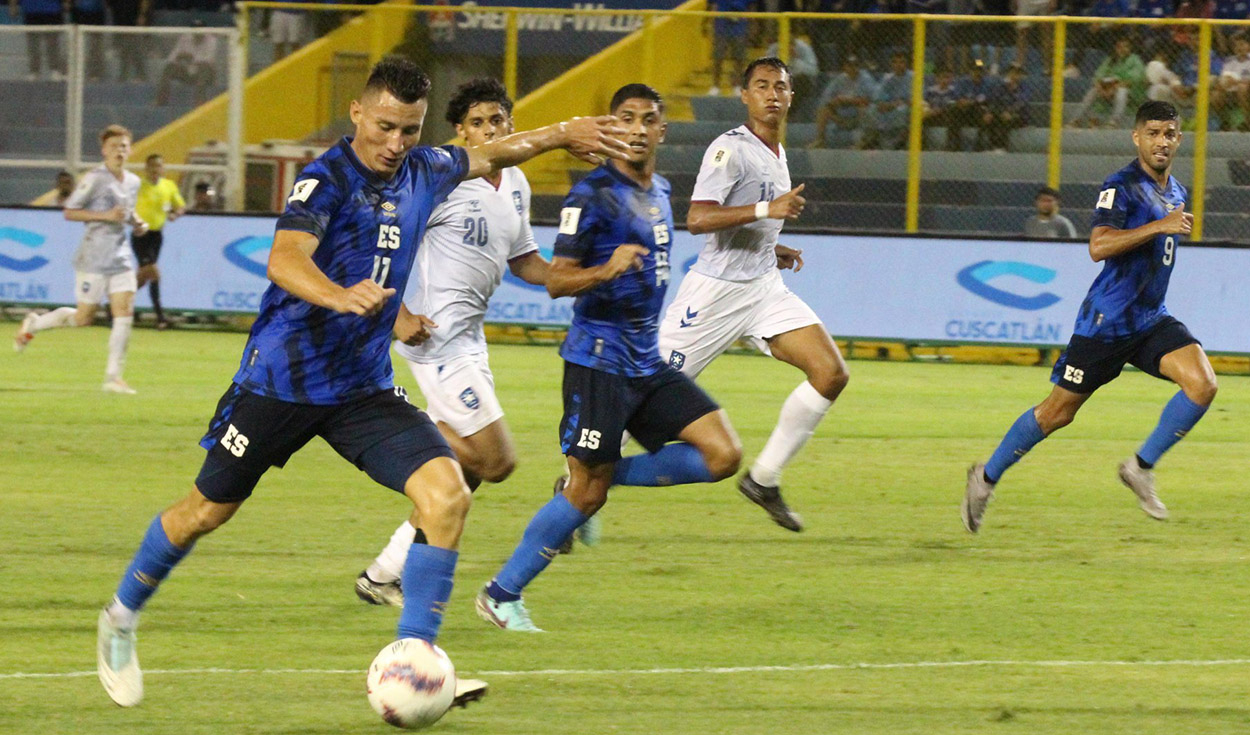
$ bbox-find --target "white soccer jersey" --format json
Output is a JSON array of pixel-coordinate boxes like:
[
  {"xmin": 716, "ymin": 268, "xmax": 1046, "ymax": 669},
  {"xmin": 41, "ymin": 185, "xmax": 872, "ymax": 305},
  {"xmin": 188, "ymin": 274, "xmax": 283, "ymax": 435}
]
[
  {"xmin": 65, "ymin": 166, "xmax": 140, "ymax": 276},
  {"xmin": 396, "ymin": 167, "xmax": 538, "ymax": 364},
  {"xmin": 689, "ymin": 125, "xmax": 792, "ymax": 282}
]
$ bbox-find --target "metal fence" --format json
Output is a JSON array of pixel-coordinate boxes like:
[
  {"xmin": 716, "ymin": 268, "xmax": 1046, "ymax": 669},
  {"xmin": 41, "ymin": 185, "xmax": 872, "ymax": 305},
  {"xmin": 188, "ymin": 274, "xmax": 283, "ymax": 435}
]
[{"xmin": 0, "ymin": 24, "xmax": 242, "ymax": 208}]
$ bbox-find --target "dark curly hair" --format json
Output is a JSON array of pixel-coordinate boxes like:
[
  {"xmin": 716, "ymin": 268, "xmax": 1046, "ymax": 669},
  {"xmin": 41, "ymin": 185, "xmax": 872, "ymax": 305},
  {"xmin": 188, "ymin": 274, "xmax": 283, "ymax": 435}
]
[
  {"xmin": 364, "ymin": 56, "xmax": 431, "ymax": 104},
  {"xmin": 610, "ymin": 83, "xmax": 665, "ymax": 115},
  {"xmin": 445, "ymin": 77, "xmax": 514, "ymax": 126}
]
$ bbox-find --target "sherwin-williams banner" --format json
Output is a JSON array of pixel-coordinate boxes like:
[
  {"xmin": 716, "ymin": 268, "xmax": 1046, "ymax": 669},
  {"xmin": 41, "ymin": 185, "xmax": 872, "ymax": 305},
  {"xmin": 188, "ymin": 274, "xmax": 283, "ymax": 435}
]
[{"xmin": 2, "ymin": 208, "xmax": 1246, "ymax": 353}]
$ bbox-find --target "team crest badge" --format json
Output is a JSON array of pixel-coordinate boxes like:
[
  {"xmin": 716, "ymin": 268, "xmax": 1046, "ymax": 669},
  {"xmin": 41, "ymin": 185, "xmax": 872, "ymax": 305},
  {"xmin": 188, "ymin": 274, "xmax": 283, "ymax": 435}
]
[
  {"xmin": 459, "ymin": 387, "xmax": 480, "ymax": 410},
  {"xmin": 512, "ymin": 190, "xmax": 523, "ymax": 214},
  {"xmin": 668, "ymin": 351, "xmax": 685, "ymax": 369}
]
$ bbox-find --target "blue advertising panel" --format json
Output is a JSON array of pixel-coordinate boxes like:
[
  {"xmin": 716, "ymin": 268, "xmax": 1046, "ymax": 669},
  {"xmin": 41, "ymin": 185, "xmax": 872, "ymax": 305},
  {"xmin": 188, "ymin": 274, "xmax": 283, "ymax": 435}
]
[{"xmin": 3, "ymin": 207, "xmax": 1247, "ymax": 354}]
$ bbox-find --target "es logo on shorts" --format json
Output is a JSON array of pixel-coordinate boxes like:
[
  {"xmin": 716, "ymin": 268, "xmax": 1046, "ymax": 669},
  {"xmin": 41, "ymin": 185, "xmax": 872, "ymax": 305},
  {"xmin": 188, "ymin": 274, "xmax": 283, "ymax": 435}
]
[
  {"xmin": 1063, "ymin": 365, "xmax": 1085, "ymax": 385},
  {"xmin": 576, "ymin": 428, "xmax": 601, "ymax": 450},
  {"xmin": 220, "ymin": 423, "xmax": 250, "ymax": 458},
  {"xmin": 459, "ymin": 387, "xmax": 480, "ymax": 410}
]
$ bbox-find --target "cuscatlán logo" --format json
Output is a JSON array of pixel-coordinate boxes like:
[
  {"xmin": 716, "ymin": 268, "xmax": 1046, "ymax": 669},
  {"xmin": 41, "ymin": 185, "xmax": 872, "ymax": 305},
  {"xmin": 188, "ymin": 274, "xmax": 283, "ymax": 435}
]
[
  {"xmin": 222, "ymin": 236, "xmax": 274, "ymax": 278},
  {"xmin": 0, "ymin": 227, "xmax": 50, "ymax": 272},
  {"xmin": 955, "ymin": 260, "xmax": 1062, "ymax": 311}
]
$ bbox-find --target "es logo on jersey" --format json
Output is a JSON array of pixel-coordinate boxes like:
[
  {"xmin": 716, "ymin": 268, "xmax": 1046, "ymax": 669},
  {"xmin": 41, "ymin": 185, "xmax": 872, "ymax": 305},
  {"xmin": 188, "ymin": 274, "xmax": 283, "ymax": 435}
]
[
  {"xmin": 0, "ymin": 227, "xmax": 50, "ymax": 273},
  {"xmin": 955, "ymin": 260, "xmax": 1062, "ymax": 311}
]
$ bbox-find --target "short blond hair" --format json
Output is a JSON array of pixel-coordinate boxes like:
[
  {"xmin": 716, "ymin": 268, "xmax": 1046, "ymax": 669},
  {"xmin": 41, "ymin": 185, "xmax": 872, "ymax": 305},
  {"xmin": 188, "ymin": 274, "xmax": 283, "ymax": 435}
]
[{"xmin": 99, "ymin": 124, "xmax": 132, "ymax": 145}]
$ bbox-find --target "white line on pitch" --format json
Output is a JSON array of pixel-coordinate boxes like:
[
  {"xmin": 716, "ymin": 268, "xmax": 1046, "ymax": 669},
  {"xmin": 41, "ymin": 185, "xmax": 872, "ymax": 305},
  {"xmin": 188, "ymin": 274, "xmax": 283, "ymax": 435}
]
[{"xmin": 5, "ymin": 658, "xmax": 1250, "ymax": 681}]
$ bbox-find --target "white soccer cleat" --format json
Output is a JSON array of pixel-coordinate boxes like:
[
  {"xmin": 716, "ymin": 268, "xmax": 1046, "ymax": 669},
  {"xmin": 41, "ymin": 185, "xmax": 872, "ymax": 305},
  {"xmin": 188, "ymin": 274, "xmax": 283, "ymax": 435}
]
[
  {"xmin": 1118, "ymin": 458, "xmax": 1169, "ymax": 520},
  {"xmin": 97, "ymin": 608, "xmax": 143, "ymax": 707},
  {"xmin": 962, "ymin": 462, "xmax": 996, "ymax": 533},
  {"xmin": 355, "ymin": 571, "xmax": 404, "ymax": 607},
  {"xmin": 102, "ymin": 378, "xmax": 138, "ymax": 395},
  {"xmin": 13, "ymin": 312, "xmax": 36, "ymax": 352},
  {"xmin": 451, "ymin": 678, "xmax": 488, "ymax": 708},
  {"xmin": 474, "ymin": 586, "xmax": 543, "ymax": 633}
]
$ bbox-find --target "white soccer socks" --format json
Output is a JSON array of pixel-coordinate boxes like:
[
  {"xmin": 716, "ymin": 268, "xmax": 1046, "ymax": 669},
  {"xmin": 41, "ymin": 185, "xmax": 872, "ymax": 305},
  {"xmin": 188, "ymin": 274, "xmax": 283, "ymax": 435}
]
[
  {"xmin": 105, "ymin": 316, "xmax": 134, "ymax": 381},
  {"xmin": 749, "ymin": 381, "xmax": 834, "ymax": 488},
  {"xmin": 368, "ymin": 520, "xmax": 418, "ymax": 584}
]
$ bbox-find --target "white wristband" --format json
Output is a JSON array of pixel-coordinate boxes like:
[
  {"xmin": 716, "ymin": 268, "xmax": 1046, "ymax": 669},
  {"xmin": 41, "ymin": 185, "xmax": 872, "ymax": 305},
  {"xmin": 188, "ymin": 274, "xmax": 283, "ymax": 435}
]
[{"xmin": 754, "ymin": 201, "xmax": 770, "ymax": 221}]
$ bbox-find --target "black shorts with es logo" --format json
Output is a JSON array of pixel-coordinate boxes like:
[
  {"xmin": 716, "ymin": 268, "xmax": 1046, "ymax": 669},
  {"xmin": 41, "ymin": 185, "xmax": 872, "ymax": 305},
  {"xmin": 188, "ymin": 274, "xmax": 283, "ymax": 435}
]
[
  {"xmin": 559, "ymin": 361, "xmax": 719, "ymax": 464},
  {"xmin": 1050, "ymin": 315, "xmax": 1199, "ymax": 394},
  {"xmin": 195, "ymin": 383, "xmax": 453, "ymax": 503}
]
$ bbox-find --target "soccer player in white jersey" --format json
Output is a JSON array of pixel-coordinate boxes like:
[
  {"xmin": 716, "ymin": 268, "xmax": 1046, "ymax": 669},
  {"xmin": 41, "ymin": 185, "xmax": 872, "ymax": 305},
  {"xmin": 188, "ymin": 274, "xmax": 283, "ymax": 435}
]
[
  {"xmin": 659, "ymin": 58, "xmax": 849, "ymax": 531},
  {"xmin": 14, "ymin": 124, "xmax": 148, "ymax": 395},
  {"xmin": 354, "ymin": 78, "xmax": 563, "ymax": 606}
]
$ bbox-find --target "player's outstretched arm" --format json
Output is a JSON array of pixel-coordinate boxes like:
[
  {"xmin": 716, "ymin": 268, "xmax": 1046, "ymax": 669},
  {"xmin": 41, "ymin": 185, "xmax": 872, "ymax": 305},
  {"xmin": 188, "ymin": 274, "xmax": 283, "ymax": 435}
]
[
  {"xmin": 546, "ymin": 245, "xmax": 648, "ymax": 298},
  {"xmin": 1089, "ymin": 203, "xmax": 1192, "ymax": 262},
  {"xmin": 268, "ymin": 229, "xmax": 395, "ymax": 315},
  {"xmin": 687, "ymin": 184, "xmax": 806, "ymax": 235},
  {"xmin": 463, "ymin": 117, "xmax": 631, "ymax": 180},
  {"xmin": 64, "ymin": 206, "xmax": 126, "ymax": 223},
  {"xmin": 508, "ymin": 252, "xmax": 551, "ymax": 286}
]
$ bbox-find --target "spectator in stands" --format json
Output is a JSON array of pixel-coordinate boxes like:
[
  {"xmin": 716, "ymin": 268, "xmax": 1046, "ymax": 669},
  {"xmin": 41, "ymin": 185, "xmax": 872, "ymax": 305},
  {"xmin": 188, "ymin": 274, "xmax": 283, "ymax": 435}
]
[
  {"xmin": 954, "ymin": 58, "xmax": 999, "ymax": 149},
  {"xmin": 1213, "ymin": 0, "xmax": 1250, "ymax": 56},
  {"xmin": 1072, "ymin": 36, "xmax": 1145, "ymax": 127},
  {"xmin": 1014, "ymin": 0, "xmax": 1056, "ymax": 76},
  {"xmin": 765, "ymin": 35, "xmax": 819, "ymax": 103},
  {"xmin": 1218, "ymin": 33, "xmax": 1250, "ymax": 130},
  {"xmin": 1146, "ymin": 46, "xmax": 1187, "ymax": 104},
  {"xmin": 110, "ymin": 0, "xmax": 151, "ymax": 82},
  {"xmin": 1023, "ymin": 186, "xmax": 1077, "ymax": 239},
  {"xmin": 1172, "ymin": 0, "xmax": 1215, "ymax": 54},
  {"xmin": 982, "ymin": 63, "xmax": 1030, "ymax": 151},
  {"xmin": 54, "ymin": 170, "xmax": 75, "ymax": 207},
  {"xmin": 1082, "ymin": 0, "xmax": 1130, "ymax": 56},
  {"xmin": 270, "ymin": 0, "xmax": 310, "ymax": 61},
  {"xmin": 72, "ymin": 0, "xmax": 107, "ymax": 81},
  {"xmin": 1135, "ymin": 0, "xmax": 1175, "ymax": 58},
  {"xmin": 809, "ymin": 55, "xmax": 878, "ymax": 149},
  {"xmin": 923, "ymin": 68, "xmax": 964, "ymax": 151},
  {"xmin": 10, "ymin": 0, "xmax": 68, "ymax": 81},
  {"xmin": 156, "ymin": 22, "xmax": 218, "ymax": 105},
  {"xmin": 707, "ymin": 0, "xmax": 755, "ymax": 96},
  {"xmin": 190, "ymin": 182, "xmax": 220, "ymax": 211},
  {"xmin": 863, "ymin": 51, "xmax": 912, "ymax": 150}
]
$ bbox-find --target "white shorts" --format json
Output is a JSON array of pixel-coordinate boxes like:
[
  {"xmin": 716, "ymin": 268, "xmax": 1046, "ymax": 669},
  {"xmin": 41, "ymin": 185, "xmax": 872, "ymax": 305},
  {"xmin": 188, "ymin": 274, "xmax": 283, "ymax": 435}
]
[
  {"xmin": 658, "ymin": 269, "xmax": 821, "ymax": 378},
  {"xmin": 406, "ymin": 351, "xmax": 505, "ymax": 437},
  {"xmin": 75, "ymin": 270, "xmax": 137, "ymax": 304},
  {"xmin": 269, "ymin": 9, "xmax": 307, "ymax": 44}
]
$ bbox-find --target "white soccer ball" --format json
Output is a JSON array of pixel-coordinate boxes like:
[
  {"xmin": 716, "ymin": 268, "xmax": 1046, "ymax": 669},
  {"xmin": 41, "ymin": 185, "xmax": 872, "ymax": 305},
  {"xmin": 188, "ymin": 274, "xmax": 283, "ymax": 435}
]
[{"xmin": 366, "ymin": 638, "xmax": 457, "ymax": 729}]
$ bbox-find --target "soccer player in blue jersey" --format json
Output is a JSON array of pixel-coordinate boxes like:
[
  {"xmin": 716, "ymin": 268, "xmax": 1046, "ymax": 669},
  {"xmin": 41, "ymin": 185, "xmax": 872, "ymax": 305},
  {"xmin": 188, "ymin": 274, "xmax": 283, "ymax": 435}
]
[
  {"xmin": 962, "ymin": 101, "xmax": 1219, "ymax": 533},
  {"xmin": 474, "ymin": 84, "xmax": 744, "ymax": 632},
  {"xmin": 94, "ymin": 56, "xmax": 630, "ymax": 708}
]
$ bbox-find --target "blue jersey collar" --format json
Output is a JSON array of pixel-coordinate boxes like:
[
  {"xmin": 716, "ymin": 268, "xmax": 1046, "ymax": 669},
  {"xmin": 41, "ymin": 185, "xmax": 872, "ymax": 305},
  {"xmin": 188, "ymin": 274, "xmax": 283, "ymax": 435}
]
[
  {"xmin": 602, "ymin": 161, "xmax": 656, "ymax": 192},
  {"xmin": 338, "ymin": 136, "xmax": 402, "ymax": 189}
]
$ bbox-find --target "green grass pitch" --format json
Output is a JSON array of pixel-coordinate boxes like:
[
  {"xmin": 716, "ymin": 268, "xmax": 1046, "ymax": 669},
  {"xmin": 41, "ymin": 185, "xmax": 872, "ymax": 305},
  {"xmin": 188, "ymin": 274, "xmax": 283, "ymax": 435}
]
[{"xmin": 1, "ymin": 326, "xmax": 1247, "ymax": 734}]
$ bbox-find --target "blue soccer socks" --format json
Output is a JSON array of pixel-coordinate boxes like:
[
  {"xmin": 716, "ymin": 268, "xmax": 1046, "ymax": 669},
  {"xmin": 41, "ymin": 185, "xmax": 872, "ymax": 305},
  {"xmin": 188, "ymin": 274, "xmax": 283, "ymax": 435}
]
[
  {"xmin": 114, "ymin": 514, "xmax": 193, "ymax": 612},
  {"xmin": 613, "ymin": 443, "xmax": 714, "ymax": 487},
  {"xmin": 396, "ymin": 543, "xmax": 458, "ymax": 642},
  {"xmin": 984, "ymin": 408, "xmax": 1046, "ymax": 484},
  {"xmin": 492, "ymin": 494, "xmax": 587, "ymax": 598},
  {"xmin": 1137, "ymin": 390, "xmax": 1208, "ymax": 467}
]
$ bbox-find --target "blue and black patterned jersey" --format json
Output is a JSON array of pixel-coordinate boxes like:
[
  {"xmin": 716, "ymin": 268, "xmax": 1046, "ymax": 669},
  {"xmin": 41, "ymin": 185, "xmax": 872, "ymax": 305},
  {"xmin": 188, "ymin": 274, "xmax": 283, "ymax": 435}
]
[
  {"xmin": 234, "ymin": 137, "xmax": 468, "ymax": 404},
  {"xmin": 1076, "ymin": 159, "xmax": 1188, "ymax": 340},
  {"xmin": 554, "ymin": 165, "xmax": 674, "ymax": 378}
]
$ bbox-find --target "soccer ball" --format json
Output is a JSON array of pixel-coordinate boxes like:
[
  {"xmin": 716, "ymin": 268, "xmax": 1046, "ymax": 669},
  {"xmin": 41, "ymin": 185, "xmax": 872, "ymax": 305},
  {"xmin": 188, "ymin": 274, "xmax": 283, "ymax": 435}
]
[{"xmin": 366, "ymin": 638, "xmax": 457, "ymax": 729}]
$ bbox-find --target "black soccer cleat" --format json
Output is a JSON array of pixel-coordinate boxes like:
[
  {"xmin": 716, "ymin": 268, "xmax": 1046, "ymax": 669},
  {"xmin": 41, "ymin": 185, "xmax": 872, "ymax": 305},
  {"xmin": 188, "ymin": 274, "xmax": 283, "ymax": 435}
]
[
  {"xmin": 354, "ymin": 571, "xmax": 403, "ymax": 607},
  {"xmin": 737, "ymin": 473, "xmax": 804, "ymax": 532}
]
